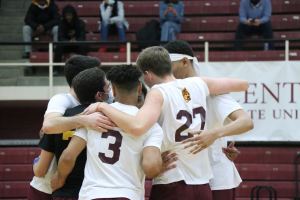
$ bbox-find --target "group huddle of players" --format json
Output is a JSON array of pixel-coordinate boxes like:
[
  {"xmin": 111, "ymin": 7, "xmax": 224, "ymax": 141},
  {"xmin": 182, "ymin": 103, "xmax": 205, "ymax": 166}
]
[{"xmin": 27, "ymin": 40, "xmax": 253, "ymax": 200}]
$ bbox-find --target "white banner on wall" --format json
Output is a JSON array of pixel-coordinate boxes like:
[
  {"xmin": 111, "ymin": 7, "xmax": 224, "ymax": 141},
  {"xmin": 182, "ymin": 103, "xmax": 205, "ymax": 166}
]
[{"xmin": 200, "ymin": 61, "xmax": 300, "ymax": 141}]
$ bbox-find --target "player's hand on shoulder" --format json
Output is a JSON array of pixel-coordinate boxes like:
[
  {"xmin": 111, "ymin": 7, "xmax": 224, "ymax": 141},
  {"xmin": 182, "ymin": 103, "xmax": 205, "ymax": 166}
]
[
  {"xmin": 160, "ymin": 151, "xmax": 177, "ymax": 174},
  {"xmin": 222, "ymin": 141, "xmax": 240, "ymax": 161},
  {"xmin": 82, "ymin": 112, "xmax": 116, "ymax": 132},
  {"xmin": 51, "ymin": 172, "xmax": 65, "ymax": 192},
  {"xmin": 82, "ymin": 102, "xmax": 102, "ymax": 115}
]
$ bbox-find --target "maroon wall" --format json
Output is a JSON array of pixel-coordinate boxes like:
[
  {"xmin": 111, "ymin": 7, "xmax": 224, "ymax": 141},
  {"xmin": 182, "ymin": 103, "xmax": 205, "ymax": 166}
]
[{"xmin": 0, "ymin": 100, "xmax": 48, "ymax": 139}]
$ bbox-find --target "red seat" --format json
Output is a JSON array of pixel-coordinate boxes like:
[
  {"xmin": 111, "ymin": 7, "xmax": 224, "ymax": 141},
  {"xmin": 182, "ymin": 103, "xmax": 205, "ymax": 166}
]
[
  {"xmin": 86, "ymin": 33, "xmax": 136, "ymax": 41},
  {"xmin": 178, "ymin": 31, "xmax": 300, "ymax": 41},
  {"xmin": 235, "ymin": 147, "xmax": 300, "ymax": 164},
  {"xmin": 197, "ymin": 50, "xmax": 300, "ymax": 62},
  {"xmin": 88, "ymin": 51, "xmax": 139, "ymax": 63},
  {"xmin": 88, "ymin": 52, "xmax": 127, "ymax": 62},
  {"xmin": 236, "ymin": 198, "xmax": 291, "ymax": 200},
  {"xmin": 31, "ymin": 50, "xmax": 299, "ymax": 63},
  {"xmin": 81, "ymin": 14, "xmax": 300, "ymax": 33},
  {"xmin": 0, "ymin": 181, "xmax": 29, "ymax": 198},
  {"xmin": 0, "ymin": 164, "xmax": 33, "ymax": 181},
  {"xmin": 55, "ymin": 0, "xmax": 300, "ymax": 17},
  {"xmin": 0, "ymin": 148, "xmax": 40, "ymax": 165},
  {"xmin": 183, "ymin": 15, "xmax": 300, "ymax": 32},
  {"xmin": 56, "ymin": 1, "xmax": 159, "ymax": 17},
  {"xmin": 178, "ymin": 32, "xmax": 234, "ymax": 41},
  {"xmin": 30, "ymin": 52, "xmax": 49, "ymax": 63},
  {"xmin": 235, "ymin": 181, "xmax": 295, "ymax": 198},
  {"xmin": 236, "ymin": 163, "xmax": 294, "ymax": 181}
]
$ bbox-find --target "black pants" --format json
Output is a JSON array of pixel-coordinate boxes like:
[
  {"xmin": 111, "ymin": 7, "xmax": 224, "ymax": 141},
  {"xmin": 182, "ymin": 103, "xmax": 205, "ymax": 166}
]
[{"xmin": 235, "ymin": 21, "xmax": 274, "ymax": 50}]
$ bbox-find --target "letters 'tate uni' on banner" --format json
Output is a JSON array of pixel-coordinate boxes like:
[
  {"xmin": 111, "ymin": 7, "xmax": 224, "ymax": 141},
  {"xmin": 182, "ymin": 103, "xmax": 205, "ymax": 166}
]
[{"xmin": 200, "ymin": 61, "xmax": 300, "ymax": 141}]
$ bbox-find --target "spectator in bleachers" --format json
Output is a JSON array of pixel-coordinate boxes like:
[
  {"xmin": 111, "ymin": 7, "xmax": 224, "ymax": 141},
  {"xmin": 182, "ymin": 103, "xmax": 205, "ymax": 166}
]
[
  {"xmin": 54, "ymin": 5, "xmax": 86, "ymax": 63},
  {"xmin": 235, "ymin": 0, "xmax": 274, "ymax": 50},
  {"xmin": 159, "ymin": 0, "xmax": 184, "ymax": 42},
  {"xmin": 99, "ymin": 0, "xmax": 129, "ymax": 51},
  {"xmin": 22, "ymin": 0, "xmax": 59, "ymax": 59}
]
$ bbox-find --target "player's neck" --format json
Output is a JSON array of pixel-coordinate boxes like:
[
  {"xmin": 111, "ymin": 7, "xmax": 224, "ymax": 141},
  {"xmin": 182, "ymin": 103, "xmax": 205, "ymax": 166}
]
[
  {"xmin": 161, "ymin": 74, "xmax": 176, "ymax": 83},
  {"xmin": 69, "ymin": 87, "xmax": 80, "ymax": 102},
  {"xmin": 188, "ymin": 67, "xmax": 197, "ymax": 77},
  {"xmin": 115, "ymin": 94, "xmax": 138, "ymax": 107}
]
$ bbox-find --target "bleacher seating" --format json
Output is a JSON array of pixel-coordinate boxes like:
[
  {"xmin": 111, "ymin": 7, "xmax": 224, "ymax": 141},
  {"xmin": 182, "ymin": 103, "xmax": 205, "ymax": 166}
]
[
  {"xmin": 234, "ymin": 146, "xmax": 300, "ymax": 199},
  {"xmin": 0, "ymin": 147, "xmax": 39, "ymax": 200},
  {"xmin": 54, "ymin": 0, "xmax": 300, "ymax": 17},
  {"xmin": 28, "ymin": 0, "xmax": 300, "ymax": 63},
  {"xmin": 30, "ymin": 49, "xmax": 300, "ymax": 62},
  {"xmin": 1, "ymin": 145, "xmax": 300, "ymax": 199}
]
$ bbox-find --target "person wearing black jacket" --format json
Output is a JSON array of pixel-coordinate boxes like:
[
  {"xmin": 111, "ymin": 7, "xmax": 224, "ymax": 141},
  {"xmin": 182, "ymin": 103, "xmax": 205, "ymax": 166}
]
[
  {"xmin": 22, "ymin": 0, "xmax": 59, "ymax": 58},
  {"xmin": 54, "ymin": 5, "xmax": 86, "ymax": 63}
]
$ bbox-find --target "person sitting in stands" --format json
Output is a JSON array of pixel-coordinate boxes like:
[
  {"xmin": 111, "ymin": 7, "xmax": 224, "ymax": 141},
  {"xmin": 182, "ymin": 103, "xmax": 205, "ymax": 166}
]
[
  {"xmin": 54, "ymin": 5, "xmax": 86, "ymax": 64},
  {"xmin": 99, "ymin": 0, "xmax": 129, "ymax": 52},
  {"xmin": 22, "ymin": 0, "xmax": 59, "ymax": 59},
  {"xmin": 235, "ymin": 0, "xmax": 273, "ymax": 50},
  {"xmin": 159, "ymin": 0, "xmax": 184, "ymax": 42}
]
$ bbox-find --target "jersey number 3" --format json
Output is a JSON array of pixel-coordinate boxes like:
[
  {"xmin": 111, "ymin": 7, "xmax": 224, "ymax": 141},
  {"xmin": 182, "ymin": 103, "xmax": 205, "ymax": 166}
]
[
  {"xmin": 175, "ymin": 107, "xmax": 206, "ymax": 142},
  {"xmin": 98, "ymin": 130, "xmax": 123, "ymax": 164}
]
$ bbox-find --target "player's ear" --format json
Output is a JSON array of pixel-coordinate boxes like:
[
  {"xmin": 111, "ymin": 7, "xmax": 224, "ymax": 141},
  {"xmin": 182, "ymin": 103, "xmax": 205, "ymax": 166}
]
[
  {"xmin": 111, "ymin": 84, "xmax": 116, "ymax": 97},
  {"xmin": 137, "ymin": 81, "xmax": 142, "ymax": 96},
  {"xmin": 95, "ymin": 91, "xmax": 102, "ymax": 102}
]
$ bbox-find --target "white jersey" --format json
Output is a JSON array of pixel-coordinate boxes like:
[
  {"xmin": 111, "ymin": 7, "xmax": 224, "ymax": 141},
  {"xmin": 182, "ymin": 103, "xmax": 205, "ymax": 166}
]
[
  {"xmin": 30, "ymin": 158, "xmax": 57, "ymax": 194},
  {"xmin": 152, "ymin": 77, "xmax": 213, "ymax": 185},
  {"xmin": 44, "ymin": 93, "xmax": 80, "ymax": 115},
  {"xmin": 75, "ymin": 102, "xmax": 163, "ymax": 200},
  {"xmin": 206, "ymin": 94, "xmax": 243, "ymax": 190}
]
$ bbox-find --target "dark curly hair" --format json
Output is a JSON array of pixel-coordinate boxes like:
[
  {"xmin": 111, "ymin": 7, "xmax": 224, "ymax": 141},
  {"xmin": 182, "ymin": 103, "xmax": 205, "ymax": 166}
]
[
  {"xmin": 106, "ymin": 65, "xmax": 142, "ymax": 92},
  {"xmin": 72, "ymin": 67, "xmax": 106, "ymax": 104},
  {"xmin": 64, "ymin": 55, "xmax": 101, "ymax": 86}
]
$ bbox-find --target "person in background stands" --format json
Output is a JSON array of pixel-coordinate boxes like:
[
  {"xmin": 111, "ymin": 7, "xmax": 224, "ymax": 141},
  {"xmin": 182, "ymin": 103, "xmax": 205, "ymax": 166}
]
[
  {"xmin": 159, "ymin": 0, "xmax": 184, "ymax": 42},
  {"xmin": 235, "ymin": 0, "xmax": 273, "ymax": 50},
  {"xmin": 22, "ymin": 0, "xmax": 59, "ymax": 59},
  {"xmin": 99, "ymin": 0, "xmax": 129, "ymax": 52},
  {"xmin": 54, "ymin": 5, "xmax": 86, "ymax": 64}
]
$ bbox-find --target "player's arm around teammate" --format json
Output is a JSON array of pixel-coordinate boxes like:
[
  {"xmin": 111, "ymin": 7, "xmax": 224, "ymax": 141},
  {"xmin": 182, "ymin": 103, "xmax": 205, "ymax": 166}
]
[
  {"xmin": 51, "ymin": 135, "xmax": 86, "ymax": 191},
  {"xmin": 182, "ymin": 109, "xmax": 253, "ymax": 154},
  {"xmin": 83, "ymin": 75, "xmax": 248, "ymax": 138},
  {"xmin": 33, "ymin": 150, "xmax": 54, "ymax": 177},
  {"xmin": 41, "ymin": 55, "xmax": 115, "ymax": 134},
  {"xmin": 42, "ymin": 95, "xmax": 114, "ymax": 134}
]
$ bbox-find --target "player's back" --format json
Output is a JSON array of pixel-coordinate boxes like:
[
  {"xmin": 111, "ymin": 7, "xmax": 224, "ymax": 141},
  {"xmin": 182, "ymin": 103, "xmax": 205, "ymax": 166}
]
[
  {"xmin": 152, "ymin": 77, "xmax": 213, "ymax": 185},
  {"xmin": 75, "ymin": 102, "xmax": 162, "ymax": 200}
]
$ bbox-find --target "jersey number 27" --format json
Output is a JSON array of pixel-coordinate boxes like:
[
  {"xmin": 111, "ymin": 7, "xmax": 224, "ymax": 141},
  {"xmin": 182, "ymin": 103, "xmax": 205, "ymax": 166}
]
[{"xmin": 175, "ymin": 107, "xmax": 206, "ymax": 142}]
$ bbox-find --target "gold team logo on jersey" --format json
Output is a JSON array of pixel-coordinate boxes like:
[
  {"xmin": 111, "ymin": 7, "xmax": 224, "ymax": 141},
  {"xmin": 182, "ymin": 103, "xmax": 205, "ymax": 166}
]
[
  {"xmin": 182, "ymin": 88, "xmax": 191, "ymax": 102},
  {"xmin": 62, "ymin": 130, "xmax": 75, "ymax": 140}
]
